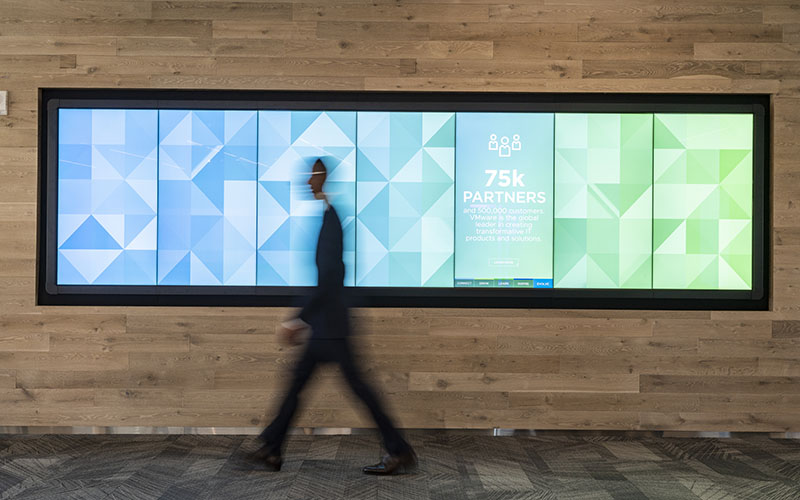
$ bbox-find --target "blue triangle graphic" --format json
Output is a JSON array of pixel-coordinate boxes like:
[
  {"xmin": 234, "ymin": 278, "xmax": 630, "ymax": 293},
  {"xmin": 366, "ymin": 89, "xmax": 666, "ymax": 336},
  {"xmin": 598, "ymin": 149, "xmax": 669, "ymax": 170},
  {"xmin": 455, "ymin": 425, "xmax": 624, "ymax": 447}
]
[{"xmin": 61, "ymin": 216, "xmax": 122, "ymax": 250}]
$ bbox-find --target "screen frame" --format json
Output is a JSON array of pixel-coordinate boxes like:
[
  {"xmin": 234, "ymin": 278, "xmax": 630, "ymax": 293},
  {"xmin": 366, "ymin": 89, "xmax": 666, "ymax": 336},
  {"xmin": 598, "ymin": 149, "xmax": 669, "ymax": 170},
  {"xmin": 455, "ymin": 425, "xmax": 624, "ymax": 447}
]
[{"xmin": 37, "ymin": 88, "xmax": 770, "ymax": 310}]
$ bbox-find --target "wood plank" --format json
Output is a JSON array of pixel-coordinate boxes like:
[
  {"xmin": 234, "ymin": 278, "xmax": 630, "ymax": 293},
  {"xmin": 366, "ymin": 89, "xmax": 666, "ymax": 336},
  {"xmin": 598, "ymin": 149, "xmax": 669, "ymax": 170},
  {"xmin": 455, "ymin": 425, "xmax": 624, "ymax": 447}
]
[
  {"xmin": 152, "ymin": 2, "xmax": 292, "ymax": 21},
  {"xmin": 94, "ymin": 388, "xmax": 183, "ymax": 408},
  {"xmin": 698, "ymin": 338, "xmax": 800, "ymax": 358},
  {"xmin": 0, "ymin": 55, "xmax": 63, "ymax": 73},
  {"xmin": 117, "ymin": 37, "xmax": 213, "ymax": 57},
  {"xmin": 317, "ymin": 21, "xmax": 431, "ymax": 41},
  {"xmin": 511, "ymin": 392, "xmax": 800, "ymax": 413},
  {"xmin": 578, "ymin": 23, "xmax": 783, "ymax": 43},
  {"xmin": 415, "ymin": 59, "xmax": 582, "ymax": 79},
  {"xmin": 0, "ymin": 203, "xmax": 34, "ymax": 222},
  {"xmin": 497, "ymin": 336, "xmax": 696, "ymax": 356},
  {"xmin": 0, "ymin": 19, "xmax": 212, "ymax": 38},
  {"xmin": 428, "ymin": 22, "xmax": 577, "ymax": 42},
  {"xmin": 15, "ymin": 370, "xmax": 131, "ymax": 389},
  {"xmin": 409, "ymin": 372, "xmax": 640, "ymax": 393},
  {"xmin": 364, "ymin": 354, "xmax": 560, "ymax": 374},
  {"xmin": 583, "ymin": 60, "xmax": 761, "ymax": 79},
  {"xmin": 488, "ymin": 4, "xmax": 762, "ymax": 24},
  {"xmin": 0, "ymin": 371, "xmax": 15, "ymax": 389},
  {"xmin": 74, "ymin": 55, "xmax": 216, "ymax": 75},
  {"xmin": 0, "ymin": 278, "xmax": 35, "ymax": 312},
  {"xmin": 0, "ymin": 36, "xmax": 117, "ymax": 55},
  {"xmin": 640, "ymin": 412, "xmax": 800, "ymax": 432},
  {"xmin": 640, "ymin": 375, "xmax": 800, "ymax": 394},
  {"xmin": 430, "ymin": 316, "xmax": 653, "ymax": 337},
  {"xmin": 149, "ymin": 75, "xmax": 365, "ymax": 90},
  {"xmin": 0, "ymin": 352, "xmax": 128, "ymax": 371},
  {"xmin": 774, "ymin": 228, "xmax": 800, "ymax": 246},
  {"xmin": 0, "ymin": 333, "xmax": 48, "ymax": 352},
  {"xmin": 128, "ymin": 351, "xmax": 283, "ymax": 371},
  {"xmin": 764, "ymin": 5, "xmax": 800, "ymax": 25},
  {"xmin": 189, "ymin": 333, "xmax": 280, "ymax": 353},
  {"xmin": 292, "ymin": 3, "xmax": 489, "ymax": 23},
  {"xmin": 695, "ymin": 43, "xmax": 800, "ymax": 61},
  {"xmin": 558, "ymin": 355, "xmax": 759, "ymax": 376},
  {"xmin": 494, "ymin": 41, "xmax": 695, "ymax": 61},
  {"xmin": 212, "ymin": 39, "xmax": 493, "ymax": 59},
  {"xmin": 443, "ymin": 409, "xmax": 641, "ymax": 430},
  {"xmin": 772, "ymin": 320, "xmax": 800, "ymax": 338},
  {"xmin": 0, "ymin": 0, "xmax": 152, "ymax": 21},
  {"xmin": 0, "ymin": 388, "xmax": 93, "ymax": 405},
  {"xmin": 212, "ymin": 366, "xmax": 408, "ymax": 392},
  {"xmin": 213, "ymin": 20, "xmax": 317, "ymax": 40},
  {"xmin": 127, "ymin": 313, "xmax": 278, "ymax": 336},
  {"xmin": 757, "ymin": 358, "xmax": 800, "ymax": 377},
  {"xmin": 364, "ymin": 76, "xmax": 779, "ymax": 93},
  {"xmin": 50, "ymin": 332, "xmax": 190, "ymax": 353},
  {"xmin": 214, "ymin": 56, "xmax": 415, "ymax": 76},
  {"xmin": 651, "ymin": 319, "xmax": 772, "ymax": 339}
]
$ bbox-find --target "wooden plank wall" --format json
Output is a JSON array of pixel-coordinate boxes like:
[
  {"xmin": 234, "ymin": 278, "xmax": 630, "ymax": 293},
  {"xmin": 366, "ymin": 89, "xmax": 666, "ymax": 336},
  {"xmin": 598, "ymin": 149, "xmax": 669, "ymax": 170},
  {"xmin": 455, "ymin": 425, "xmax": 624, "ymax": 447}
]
[{"xmin": 1, "ymin": 0, "xmax": 799, "ymax": 432}]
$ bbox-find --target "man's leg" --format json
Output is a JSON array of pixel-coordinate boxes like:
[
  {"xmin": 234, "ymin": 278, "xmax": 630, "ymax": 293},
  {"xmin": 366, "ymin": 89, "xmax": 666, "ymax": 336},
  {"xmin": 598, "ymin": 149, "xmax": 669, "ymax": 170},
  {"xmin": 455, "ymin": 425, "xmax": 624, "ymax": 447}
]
[
  {"xmin": 259, "ymin": 342, "xmax": 318, "ymax": 454},
  {"xmin": 335, "ymin": 340, "xmax": 411, "ymax": 456}
]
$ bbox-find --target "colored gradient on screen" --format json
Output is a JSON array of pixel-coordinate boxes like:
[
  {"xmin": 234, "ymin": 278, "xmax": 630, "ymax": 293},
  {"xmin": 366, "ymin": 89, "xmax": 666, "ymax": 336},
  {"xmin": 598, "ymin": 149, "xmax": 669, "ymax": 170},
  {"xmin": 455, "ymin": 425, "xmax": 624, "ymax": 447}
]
[
  {"xmin": 57, "ymin": 109, "xmax": 158, "ymax": 285},
  {"xmin": 653, "ymin": 114, "xmax": 753, "ymax": 289},
  {"xmin": 356, "ymin": 112, "xmax": 455, "ymax": 287},
  {"xmin": 56, "ymin": 110, "xmax": 754, "ymax": 291},
  {"xmin": 554, "ymin": 114, "xmax": 653, "ymax": 289}
]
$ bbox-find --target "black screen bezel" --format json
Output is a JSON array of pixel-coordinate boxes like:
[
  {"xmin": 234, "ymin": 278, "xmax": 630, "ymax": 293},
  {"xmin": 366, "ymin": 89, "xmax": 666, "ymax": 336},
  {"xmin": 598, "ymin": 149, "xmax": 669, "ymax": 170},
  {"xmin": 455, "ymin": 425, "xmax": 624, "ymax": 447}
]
[{"xmin": 37, "ymin": 89, "xmax": 769, "ymax": 310}]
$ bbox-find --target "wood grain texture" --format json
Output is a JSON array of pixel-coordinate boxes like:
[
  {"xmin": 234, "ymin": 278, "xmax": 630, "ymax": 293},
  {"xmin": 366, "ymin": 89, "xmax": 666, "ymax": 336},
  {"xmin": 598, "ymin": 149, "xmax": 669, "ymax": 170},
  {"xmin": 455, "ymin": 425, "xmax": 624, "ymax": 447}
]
[{"xmin": 0, "ymin": 0, "xmax": 797, "ymax": 432}]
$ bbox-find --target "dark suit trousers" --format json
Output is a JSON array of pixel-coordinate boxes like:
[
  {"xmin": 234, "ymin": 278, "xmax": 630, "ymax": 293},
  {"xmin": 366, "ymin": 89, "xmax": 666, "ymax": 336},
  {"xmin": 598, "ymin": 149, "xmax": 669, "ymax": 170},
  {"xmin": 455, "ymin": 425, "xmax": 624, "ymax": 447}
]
[{"xmin": 260, "ymin": 337, "xmax": 410, "ymax": 456}]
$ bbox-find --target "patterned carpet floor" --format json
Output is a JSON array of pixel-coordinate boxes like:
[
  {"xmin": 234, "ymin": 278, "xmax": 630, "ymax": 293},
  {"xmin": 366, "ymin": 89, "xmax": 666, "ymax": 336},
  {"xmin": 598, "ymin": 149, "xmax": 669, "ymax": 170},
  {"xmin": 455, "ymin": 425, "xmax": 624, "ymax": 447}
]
[{"xmin": 0, "ymin": 431, "xmax": 798, "ymax": 499}]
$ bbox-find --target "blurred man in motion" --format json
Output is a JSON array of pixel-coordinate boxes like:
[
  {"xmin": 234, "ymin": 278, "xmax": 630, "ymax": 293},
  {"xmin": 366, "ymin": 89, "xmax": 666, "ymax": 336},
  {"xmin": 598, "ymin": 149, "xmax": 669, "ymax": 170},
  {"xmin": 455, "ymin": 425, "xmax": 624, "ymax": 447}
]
[{"xmin": 252, "ymin": 158, "xmax": 417, "ymax": 475}]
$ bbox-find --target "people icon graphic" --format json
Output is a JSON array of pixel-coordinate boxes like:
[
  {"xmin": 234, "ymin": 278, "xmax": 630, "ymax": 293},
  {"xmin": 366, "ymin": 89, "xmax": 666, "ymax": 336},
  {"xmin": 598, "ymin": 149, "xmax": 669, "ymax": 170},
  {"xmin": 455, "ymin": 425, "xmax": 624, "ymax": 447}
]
[
  {"xmin": 511, "ymin": 134, "xmax": 521, "ymax": 151},
  {"xmin": 488, "ymin": 134, "xmax": 498, "ymax": 151},
  {"xmin": 498, "ymin": 136, "xmax": 511, "ymax": 157}
]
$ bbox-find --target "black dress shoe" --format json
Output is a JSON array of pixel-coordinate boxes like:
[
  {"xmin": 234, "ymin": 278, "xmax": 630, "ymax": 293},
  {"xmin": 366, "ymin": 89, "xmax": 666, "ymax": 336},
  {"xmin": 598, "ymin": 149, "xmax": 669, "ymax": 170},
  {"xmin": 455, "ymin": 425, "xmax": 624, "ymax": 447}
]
[
  {"xmin": 247, "ymin": 444, "xmax": 282, "ymax": 471},
  {"xmin": 362, "ymin": 449, "xmax": 417, "ymax": 475}
]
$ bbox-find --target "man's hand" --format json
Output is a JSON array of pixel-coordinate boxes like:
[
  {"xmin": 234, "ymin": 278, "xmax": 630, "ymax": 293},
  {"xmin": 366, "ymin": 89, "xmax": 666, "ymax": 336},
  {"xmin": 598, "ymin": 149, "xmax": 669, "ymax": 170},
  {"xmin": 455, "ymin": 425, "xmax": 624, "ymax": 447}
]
[{"xmin": 278, "ymin": 319, "xmax": 308, "ymax": 346}]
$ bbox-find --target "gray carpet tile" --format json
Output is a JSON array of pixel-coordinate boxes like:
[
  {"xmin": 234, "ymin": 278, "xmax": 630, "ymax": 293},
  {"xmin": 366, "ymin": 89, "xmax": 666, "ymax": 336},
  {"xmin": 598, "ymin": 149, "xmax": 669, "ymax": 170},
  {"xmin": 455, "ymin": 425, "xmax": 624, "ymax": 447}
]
[{"xmin": 0, "ymin": 432, "xmax": 798, "ymax": 499}]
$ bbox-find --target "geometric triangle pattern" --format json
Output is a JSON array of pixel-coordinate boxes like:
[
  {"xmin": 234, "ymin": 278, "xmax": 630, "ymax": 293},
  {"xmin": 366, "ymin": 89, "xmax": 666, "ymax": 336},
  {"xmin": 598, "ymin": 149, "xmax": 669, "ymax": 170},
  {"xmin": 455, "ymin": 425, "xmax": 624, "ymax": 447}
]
[
  {"xmin": 554, "ymin": 114, "xmax": 653, "ymax": 288},
  {"xmin": 57, "ymin": 109, "xmax": 158, "ymax": 285},
  {"xmin": 356, "ymin": 112, "xmax": 455, "ymax": 286},
  {"xmin": 157, "ymin": 110, "xmax": 257, "ymax": 285},
  {"xmin": 653, "ymin": 114, "xmax": 753, "ymax": 289},
  {"xmin": 257, "ymin": 111, "xmax": 356, "ymax": 286}
]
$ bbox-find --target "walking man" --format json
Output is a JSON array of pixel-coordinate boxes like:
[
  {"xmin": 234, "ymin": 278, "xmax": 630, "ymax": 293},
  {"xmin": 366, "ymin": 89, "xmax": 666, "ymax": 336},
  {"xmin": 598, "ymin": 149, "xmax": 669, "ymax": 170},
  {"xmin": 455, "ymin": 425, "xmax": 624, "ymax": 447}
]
[{"xmin": 252, "ymin": 158, "xmax": 417, "ymax": 475}]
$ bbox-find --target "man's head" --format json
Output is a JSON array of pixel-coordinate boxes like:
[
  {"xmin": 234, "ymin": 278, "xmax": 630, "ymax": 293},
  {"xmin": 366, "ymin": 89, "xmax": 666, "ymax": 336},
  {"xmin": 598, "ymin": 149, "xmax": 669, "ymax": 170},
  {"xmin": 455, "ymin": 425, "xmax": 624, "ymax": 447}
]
[{"xmin": 307, "ymin": 158, "xmax": 327, "ymax": 200}]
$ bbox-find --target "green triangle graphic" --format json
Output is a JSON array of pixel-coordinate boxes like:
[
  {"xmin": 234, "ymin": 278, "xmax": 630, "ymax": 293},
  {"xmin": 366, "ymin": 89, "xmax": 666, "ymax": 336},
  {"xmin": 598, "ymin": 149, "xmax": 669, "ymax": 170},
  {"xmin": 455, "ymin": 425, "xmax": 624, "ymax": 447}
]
[
  {"xmin": 688, "ymin": 256, "xmax": 718, "ymax": 289},
  {"xmin": 654, "ymin": 117, "xmax": 685, "ymax": 149},
  {"xmin": 621, "ymin": 257, "xmax": 652, "ymax": 288},
  {"xmin": 720, "ymin": 149, "xmax": 750, "ymax": 181},
  {"xmin": 653, "ymin": 219, "xmax": 683, "ymax": 251}
]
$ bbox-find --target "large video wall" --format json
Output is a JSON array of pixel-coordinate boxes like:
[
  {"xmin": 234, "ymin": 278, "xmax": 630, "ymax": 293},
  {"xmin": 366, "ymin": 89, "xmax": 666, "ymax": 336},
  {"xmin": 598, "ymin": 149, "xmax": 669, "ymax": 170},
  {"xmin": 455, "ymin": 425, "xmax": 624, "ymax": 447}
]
[{"xmin": 55, "ymin": 109, "xmax": 754, "ymax": 291}]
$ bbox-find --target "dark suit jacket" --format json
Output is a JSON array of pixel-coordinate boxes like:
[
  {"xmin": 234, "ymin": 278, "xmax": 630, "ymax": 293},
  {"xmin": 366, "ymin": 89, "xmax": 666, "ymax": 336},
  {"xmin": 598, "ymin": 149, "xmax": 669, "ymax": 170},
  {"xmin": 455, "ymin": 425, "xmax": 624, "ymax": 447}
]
[{"xmin": 297, "ymin": 204, "xmax": 350, "ymax": 339}]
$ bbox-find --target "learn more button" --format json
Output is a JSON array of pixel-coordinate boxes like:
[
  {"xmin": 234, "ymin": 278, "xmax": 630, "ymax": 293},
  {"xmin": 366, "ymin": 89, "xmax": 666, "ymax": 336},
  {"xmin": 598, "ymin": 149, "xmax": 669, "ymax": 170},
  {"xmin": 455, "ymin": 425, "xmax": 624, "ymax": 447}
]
[{"xmin": 489, "ymin": 258, "xmax": 519, "ymax": 267}]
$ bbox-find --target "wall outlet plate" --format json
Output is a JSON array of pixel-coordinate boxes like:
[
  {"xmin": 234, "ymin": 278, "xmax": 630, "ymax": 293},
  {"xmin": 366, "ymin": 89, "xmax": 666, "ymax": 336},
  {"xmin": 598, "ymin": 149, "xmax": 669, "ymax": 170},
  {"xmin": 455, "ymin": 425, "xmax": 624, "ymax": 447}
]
[{"xmin": 0, "ymin": 91, "xmax": 7, "ymax": 116}]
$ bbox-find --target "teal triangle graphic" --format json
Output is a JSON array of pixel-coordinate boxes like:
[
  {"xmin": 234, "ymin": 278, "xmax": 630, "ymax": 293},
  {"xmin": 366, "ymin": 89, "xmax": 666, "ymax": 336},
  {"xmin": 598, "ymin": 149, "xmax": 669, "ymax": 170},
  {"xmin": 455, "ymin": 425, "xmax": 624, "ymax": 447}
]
[
  {"xmin": 424, "ymin": 115, "xmax": 455, "ymax": 148},
  {"xmin": 423, "ymin": 254, "xmax": 453, "ymax": 287}
]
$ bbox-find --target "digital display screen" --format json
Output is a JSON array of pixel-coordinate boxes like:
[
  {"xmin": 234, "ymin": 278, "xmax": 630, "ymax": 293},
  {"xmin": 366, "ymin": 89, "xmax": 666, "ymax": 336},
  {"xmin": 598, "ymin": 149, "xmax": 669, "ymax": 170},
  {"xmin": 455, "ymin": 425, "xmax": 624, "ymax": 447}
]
[{"xmin": 55, "ymin": 108, "xmax": 754, "ymax": 291}]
